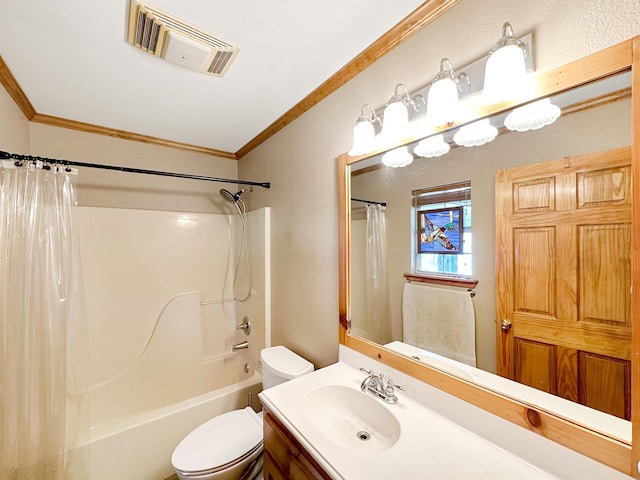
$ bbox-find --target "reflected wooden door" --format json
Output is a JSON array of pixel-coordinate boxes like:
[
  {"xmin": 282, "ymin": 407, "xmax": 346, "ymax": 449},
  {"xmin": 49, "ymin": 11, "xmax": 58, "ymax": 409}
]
[{"xmin": 495, "ymin": 147, "xmax": 632, "ymax": 419}]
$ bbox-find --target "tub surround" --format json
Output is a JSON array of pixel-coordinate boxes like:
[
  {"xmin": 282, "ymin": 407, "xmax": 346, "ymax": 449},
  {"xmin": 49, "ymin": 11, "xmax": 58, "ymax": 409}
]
[
  {"xmin": 260, "ymin": 360, "xmax": 563, "ymax": 479},
  {"xmin": 77, "ymin": 206, "xmax": 271, "ymax": 480}
]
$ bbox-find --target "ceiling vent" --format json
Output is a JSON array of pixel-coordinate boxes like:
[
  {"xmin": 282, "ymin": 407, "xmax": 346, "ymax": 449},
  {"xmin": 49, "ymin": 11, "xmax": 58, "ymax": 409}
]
[{"xmin": 127, "ymin": 1, "xmax": 239, "ymax": 77}]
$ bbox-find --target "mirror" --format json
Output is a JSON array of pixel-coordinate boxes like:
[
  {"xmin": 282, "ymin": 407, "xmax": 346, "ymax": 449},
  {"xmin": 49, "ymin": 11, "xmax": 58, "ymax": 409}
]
[
  {"xmin": 338, "ymin": 37, "xmax": 639, "ymax": 475},
  {"xmin": 351, "ymin": 71, "xmax": 631, "ymax": 420}
]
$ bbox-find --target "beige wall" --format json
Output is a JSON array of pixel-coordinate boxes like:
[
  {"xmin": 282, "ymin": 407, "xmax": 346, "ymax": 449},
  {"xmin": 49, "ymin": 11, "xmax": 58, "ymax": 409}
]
[
  {"xmin": 0, "ymin": 84, "xmax": 29, "ymax": 152},
  {"xmin": 238, "ymin": 0, "xmax": 640, "ymax": 368},
  {"xmin": 29, "ymin": 123, "xmax": 239, "ymax": 213},
  {"xmin": 0, "ymin": 93, "xmax": 239, "ymax": 213}
]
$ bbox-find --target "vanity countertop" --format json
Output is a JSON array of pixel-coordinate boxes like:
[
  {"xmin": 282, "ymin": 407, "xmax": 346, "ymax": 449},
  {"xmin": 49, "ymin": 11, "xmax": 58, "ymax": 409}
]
[{"xmin": 259, "ymin": 361, "xmax": 559, "ymax": 480}]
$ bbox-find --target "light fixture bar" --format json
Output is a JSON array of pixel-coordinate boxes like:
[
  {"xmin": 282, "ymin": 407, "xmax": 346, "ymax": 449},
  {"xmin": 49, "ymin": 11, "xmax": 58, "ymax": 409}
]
[{"xmin": 373, "ymin": 32, "xmax": 534, "ymax": 124}]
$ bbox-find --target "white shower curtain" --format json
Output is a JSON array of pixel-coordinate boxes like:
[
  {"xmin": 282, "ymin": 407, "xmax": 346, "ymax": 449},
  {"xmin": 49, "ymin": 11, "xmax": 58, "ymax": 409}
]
[
  {"xmin": 365, "ymin": 203, "xmax": 391, "ymax": 344},
  {"xmin": 0, "ymin": 163, "xmax": 89, "ymax": 479}
]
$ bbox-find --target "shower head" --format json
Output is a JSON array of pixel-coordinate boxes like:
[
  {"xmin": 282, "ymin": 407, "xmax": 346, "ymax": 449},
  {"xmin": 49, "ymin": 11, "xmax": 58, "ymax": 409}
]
[
  {"xmin": 219, "ymin": 188, "xmax": 237, "ymax": 204},
  {"xmin": 219, "ymin": 188, "xmax": 249, "ymax": 204}
]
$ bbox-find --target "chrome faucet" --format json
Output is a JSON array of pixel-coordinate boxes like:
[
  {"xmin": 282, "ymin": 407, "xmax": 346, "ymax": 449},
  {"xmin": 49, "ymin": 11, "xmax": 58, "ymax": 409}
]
[
  {"xmin": 232, "ymin": 341, "xmax": 249, "ymax": 352},
  {"xmin": 359, "ymin": 368, "xmax": 404, "ymax": 404}
]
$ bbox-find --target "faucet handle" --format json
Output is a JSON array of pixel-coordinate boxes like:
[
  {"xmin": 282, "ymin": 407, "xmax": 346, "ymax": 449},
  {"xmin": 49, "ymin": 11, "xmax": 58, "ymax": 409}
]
[
  {"xmin": 359, "ymin": 368, "xmax": 377, "ymax": 392},
  {"xmin": 385, "ymin": 379, "xmax": 405, "ymax": 395},
  {"xmin": 236, "ymin": 316, "xmax": 251, "ymax": 335}
]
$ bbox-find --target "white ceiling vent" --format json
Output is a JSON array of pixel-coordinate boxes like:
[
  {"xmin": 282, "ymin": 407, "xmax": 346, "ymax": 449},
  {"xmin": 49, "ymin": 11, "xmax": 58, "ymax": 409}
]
[{"xmin": 127, "ymin": 1, "xmax": 239, "ymax": 77}]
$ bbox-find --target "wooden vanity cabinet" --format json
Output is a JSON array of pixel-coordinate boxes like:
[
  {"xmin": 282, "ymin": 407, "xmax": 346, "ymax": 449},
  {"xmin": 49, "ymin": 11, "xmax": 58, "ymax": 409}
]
[{"xmin": 263, "ymin": 407, "xmax": 331, "ymax": 480}]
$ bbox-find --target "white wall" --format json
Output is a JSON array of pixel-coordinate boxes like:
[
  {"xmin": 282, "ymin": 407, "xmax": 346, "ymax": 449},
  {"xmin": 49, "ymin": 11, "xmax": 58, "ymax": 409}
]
[
  {"xmin": 238, "ymin": 0, "xmax": 640, "ymax": 369},
  {"xmin": 29, "ymin": 123, "xmax": 238, "ymax": 213}
]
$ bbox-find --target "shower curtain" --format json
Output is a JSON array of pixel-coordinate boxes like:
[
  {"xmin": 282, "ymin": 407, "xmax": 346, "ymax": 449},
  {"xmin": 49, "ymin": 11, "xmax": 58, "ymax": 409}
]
[
  {"xmin": 365, "ymin": 203, "xmax": 391, "ymax": 344},
  {"xmin": 0, "ymin": 163, "xmax": 88, "ymax": 479}
]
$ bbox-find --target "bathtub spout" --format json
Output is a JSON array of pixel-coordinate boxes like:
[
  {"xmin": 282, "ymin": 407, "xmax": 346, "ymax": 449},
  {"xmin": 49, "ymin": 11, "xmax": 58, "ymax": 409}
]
[{"xmin": 232, "ymin": 341, "xmax": 249, "ymax": 352}]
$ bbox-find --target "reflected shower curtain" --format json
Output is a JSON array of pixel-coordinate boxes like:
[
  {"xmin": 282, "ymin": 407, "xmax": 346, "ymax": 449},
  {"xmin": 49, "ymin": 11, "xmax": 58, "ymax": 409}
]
[
  {"xmin": 365, "ymin": 204, "xmax": 391, "ymax": 344},
  {"xmin": 0, "ymin": 163, "xmax": 88, "ymax": 479}
]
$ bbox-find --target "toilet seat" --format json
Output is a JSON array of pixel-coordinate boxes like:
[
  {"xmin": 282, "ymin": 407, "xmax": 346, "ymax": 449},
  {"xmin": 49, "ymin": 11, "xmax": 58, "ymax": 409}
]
[{"xmin": 172, "ymin": 407, "xmax": 263, "ymax": 476}]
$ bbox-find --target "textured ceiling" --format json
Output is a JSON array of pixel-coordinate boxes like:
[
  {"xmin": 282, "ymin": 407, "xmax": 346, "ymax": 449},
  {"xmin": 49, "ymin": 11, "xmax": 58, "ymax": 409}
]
[{"xmin": 0, "ymin": 0, "xmax": 427, "ymax": 155}]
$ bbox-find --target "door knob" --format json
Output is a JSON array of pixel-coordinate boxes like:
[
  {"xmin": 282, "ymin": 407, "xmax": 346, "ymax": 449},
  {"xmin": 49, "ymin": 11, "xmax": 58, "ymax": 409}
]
[{"xmin": 500, "ymin": 319, "xmax": 512, "ymax": 331}]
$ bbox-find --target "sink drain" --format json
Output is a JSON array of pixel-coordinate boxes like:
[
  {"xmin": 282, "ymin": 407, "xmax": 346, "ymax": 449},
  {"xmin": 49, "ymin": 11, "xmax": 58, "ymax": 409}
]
[{"xmin": 356, "ymin": 430, "xmax": 371, "ymax": 441}]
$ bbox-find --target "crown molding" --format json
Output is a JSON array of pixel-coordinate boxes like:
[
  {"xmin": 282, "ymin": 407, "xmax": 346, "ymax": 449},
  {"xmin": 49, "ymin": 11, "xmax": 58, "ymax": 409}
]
[
  {"xmin": 29, "ymin": 113, "xmax": 238, "ymax": 159},
  {"xmin": 0, "ymin": 56, "xmax": 36, "ymax": 120}
]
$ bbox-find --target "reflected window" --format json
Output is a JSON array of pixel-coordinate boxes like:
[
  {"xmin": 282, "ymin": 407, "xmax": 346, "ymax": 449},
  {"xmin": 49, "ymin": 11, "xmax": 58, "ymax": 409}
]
[{"xmin": 412, "ymin": 181, "xmax": 471, "ymax": 277}]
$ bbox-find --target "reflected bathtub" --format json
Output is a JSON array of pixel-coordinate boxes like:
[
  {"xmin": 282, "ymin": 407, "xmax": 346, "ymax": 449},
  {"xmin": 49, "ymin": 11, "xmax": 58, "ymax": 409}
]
[{"xmin": 88, "ymin": 370, "xmax": 262, "ymax": 480}]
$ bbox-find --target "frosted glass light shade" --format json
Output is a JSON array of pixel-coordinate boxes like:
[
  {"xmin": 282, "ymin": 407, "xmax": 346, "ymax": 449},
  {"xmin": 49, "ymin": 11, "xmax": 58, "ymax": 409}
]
[
  {"xmin": 381, "ymin": 146, "xmax": 413, "ymax": 168},
  {"xmin": 426, "ymin": 77, "xmax": 460, "ymax": 128},
  {"xmin": 414, "ymin": 134, "xmax": 450, "ymax": 158},
  {"xmin": 482, "ymin": 44, "xmax": 527, "ymax": 105},
  {"xmin": 453, "ymin": 119, "xmax": 498, "ymax": 147},
  {"xmin": 380, "ymin": 101, "xmax": 409, "ymax": 147},
  {"xmin": 504, "ymin": 98, "xmax": 561, "ymax": 132},
  {"xmin": 348, "ymin": 120, "xmax": 376, "ymax": 156}
]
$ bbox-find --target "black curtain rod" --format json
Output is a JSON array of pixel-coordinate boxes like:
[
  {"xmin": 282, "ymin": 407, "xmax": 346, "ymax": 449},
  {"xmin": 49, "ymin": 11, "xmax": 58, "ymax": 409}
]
[
  {"xmin": 351, "ymin": 197, "xmax": 387, "ymax": 207},
  {"xmin": 0, "ymin": 150, "xmax": 271, "ymax": 189}
]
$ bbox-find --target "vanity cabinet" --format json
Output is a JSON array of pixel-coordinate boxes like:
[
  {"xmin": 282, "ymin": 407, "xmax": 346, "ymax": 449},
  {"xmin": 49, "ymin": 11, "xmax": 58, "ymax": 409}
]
[{"xmin": 263, "ymin": 408, "xmax": 331, "ymax": 480}]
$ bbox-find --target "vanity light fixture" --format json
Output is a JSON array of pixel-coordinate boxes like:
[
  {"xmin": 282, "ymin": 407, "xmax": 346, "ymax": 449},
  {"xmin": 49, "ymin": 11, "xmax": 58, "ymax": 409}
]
[
  {"xmin": 453, "ymin": 118, "xmax": 498, "ymax": 147},
  {"xmin": 379, "ymin": 84, "xmax": 425, "ymax": 148},
  {"xmin": 413, "ymin": 134, "xmax": 450, "ymax": 158},
  {"xmin": 504, "ymin": 97, "xmax": 561, "ymax": 132},
  {"xmin": 381, "ymin": 145, "xmax": 414, "ymax": 168},
  {"xmin": 348, "ymin": 104, "xmax": 382, "ymax": 156},
  {"xmin": 425, "ymin": 58, "xmax": 468, "ymax": 130},
  {"xmin": 482, "ymin": 22, "xmax": 531, "ymax": 105},
  {"xmin": 346, "ymin": 21, "xmax": 540, "ymax": 162}
]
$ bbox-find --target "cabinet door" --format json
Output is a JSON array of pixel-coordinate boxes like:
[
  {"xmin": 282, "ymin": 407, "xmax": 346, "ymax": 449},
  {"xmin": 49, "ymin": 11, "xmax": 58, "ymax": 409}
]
[
  {"xmin": 290, "ymin": 457, "xmax": 322, "ymax": 480},
  {"xmin": 263, "ymin": 414, "xmax": 293, "ymax": 473},
  {"xmin": 263, "ymin": 410, "xmax": 332, "ymax": 480},
  {"xmin": 263, "ymin": 452, "xmax": 288, "ymax": 480}
]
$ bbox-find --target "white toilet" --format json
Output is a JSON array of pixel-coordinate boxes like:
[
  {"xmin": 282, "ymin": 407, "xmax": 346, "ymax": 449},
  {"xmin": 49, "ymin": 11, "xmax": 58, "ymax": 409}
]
[{"xmin": 171, "ymin": 346, "xmax": 314, "ymax": 480}]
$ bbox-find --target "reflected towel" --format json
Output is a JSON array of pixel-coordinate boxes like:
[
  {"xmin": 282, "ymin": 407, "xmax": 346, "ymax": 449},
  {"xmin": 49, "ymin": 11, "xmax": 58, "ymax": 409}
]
[{"xmin": 402, "ymin": 283, "xmax": 476, "ymax": 367}]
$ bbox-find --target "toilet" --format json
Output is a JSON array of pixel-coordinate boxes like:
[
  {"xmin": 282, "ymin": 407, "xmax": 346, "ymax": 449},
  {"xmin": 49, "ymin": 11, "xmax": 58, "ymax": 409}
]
[{"xmin": 171, "ymin": 346, "xmax": 314, "ymax": 480}]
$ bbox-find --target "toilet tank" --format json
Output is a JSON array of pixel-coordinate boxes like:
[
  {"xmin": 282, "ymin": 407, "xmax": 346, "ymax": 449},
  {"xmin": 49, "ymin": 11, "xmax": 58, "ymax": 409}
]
[{"xmin": 260, "ymin": 346, "xmax": 313, "ymax": 390}]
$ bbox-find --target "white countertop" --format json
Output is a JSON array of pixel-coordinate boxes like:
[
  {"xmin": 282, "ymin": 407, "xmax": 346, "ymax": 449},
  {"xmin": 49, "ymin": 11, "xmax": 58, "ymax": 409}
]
[
  {"xmin": 259, "ymin": 361, "xmax": 559, "ymax": 480},
  {"xmin": 384, "ymin": 340, "xmax": 631, "ymax": 444}
]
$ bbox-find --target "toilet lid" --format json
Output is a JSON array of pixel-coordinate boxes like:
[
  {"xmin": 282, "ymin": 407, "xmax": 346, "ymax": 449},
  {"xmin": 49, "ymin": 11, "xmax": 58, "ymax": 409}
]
[{"xmin": 171, "ymin": 407, "xmax": 263, "ymax": 473}]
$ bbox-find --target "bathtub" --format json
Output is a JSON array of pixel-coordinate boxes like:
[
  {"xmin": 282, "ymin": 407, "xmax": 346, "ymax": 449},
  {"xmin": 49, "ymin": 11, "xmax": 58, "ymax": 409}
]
[{"xmin": 88, "ymin": 370, "xmax": 262, "ymax": 480}]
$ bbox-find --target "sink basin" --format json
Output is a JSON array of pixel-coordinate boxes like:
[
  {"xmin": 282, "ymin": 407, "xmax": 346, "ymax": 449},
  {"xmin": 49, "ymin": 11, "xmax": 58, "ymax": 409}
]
[{"xmin": 301, "ymin": 385, "xmax": 401, "ymax": 453}]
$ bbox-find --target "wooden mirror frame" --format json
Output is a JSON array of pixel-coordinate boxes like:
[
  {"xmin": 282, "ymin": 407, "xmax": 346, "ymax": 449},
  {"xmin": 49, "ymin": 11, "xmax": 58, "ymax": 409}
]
[{"xmin": 338, "ymin": 36, "xmax": 640, "ymax": 476}]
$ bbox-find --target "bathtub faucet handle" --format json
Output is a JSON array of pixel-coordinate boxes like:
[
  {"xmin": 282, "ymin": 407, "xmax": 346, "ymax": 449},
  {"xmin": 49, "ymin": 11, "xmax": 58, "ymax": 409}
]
[{"xmin": 236, "ymin": 317, "xmax": 251, "ymax": 335}]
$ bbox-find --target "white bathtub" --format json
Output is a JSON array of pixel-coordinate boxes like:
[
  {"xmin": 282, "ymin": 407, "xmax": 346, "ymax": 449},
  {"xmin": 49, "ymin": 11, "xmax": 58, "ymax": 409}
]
[{"xmin": 88, "ymin": 371, "xmax": 262, "ymax": 480}]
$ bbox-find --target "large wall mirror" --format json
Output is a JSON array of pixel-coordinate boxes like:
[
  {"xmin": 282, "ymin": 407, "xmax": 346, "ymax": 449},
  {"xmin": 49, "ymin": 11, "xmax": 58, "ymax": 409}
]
[{"xmin": 338, "ymin": 37, "xmax": 640, "ymax": 476}]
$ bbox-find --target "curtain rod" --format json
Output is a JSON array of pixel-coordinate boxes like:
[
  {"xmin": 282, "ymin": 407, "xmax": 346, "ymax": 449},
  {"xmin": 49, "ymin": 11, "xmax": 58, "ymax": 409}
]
[
  {"xmin": 351, "ymin": 197, "xmax": 387, "ymax": 206},
  {"xmin": 0, "ymin": 150, "xmax": 271, "ymax": 189}
]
